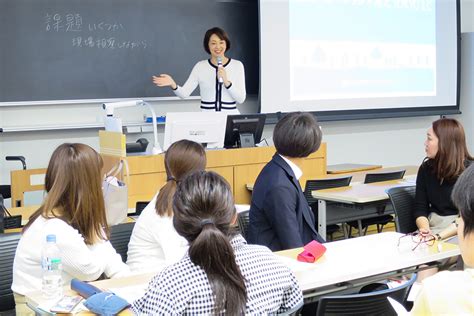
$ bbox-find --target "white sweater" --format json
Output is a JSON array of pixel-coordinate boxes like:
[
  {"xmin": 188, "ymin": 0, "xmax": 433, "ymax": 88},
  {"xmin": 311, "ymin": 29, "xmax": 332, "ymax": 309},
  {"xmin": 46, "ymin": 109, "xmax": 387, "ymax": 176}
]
[
  {"xmin": 12, "ymin": 216, "xmax": 130, "ymax": 295},
  {"xmin": 126, "ymin": 194, "xmax": 188, "ymax": 273},
  {"xmin": 174, "ymin": 59, "xmax": 246, "ymax": 113}
]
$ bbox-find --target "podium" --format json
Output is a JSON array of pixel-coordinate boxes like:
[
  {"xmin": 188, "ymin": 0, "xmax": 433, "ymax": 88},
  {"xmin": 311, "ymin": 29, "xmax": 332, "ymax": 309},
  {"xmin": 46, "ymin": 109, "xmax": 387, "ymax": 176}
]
[{"xmin": 99, "ymin": 134, "xmax": 327, "ymax": 206}]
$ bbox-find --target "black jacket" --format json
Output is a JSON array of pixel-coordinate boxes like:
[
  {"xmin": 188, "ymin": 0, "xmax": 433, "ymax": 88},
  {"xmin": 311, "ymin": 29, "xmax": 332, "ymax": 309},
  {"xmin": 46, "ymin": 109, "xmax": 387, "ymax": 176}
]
[{"xmin": 247, "ymin": 154, "xmax": 325, "ymax": 251}]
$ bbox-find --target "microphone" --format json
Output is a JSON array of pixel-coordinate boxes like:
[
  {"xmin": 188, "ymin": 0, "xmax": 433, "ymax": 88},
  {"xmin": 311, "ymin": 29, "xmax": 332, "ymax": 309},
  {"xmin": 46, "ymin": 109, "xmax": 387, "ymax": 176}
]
[{"xmin": 217, "ymin": 56, "xmax": 223, "ymax": 84}]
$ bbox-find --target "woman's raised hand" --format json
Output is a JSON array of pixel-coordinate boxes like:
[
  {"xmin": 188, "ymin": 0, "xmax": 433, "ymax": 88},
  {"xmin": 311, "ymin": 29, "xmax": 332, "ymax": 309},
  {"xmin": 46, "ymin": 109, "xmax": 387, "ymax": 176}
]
[{"xmin": 152, "ymin": 74, "xmax": 177, "ymax": 89}]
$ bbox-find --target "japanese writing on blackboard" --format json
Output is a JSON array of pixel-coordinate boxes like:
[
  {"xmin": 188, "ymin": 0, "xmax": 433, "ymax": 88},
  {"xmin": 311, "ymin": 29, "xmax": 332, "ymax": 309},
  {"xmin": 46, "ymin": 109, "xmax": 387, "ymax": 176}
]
[{"xmin": 44, "ymin": 13, "xmax": 147, "ymax": 50}]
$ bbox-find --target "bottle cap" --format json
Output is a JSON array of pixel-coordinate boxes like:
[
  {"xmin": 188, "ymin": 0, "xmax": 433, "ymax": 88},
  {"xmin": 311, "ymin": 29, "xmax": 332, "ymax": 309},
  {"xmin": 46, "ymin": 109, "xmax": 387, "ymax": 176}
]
[{"xmin": 46, "ymin": 234, "xmax": 56, "ymax": 243}]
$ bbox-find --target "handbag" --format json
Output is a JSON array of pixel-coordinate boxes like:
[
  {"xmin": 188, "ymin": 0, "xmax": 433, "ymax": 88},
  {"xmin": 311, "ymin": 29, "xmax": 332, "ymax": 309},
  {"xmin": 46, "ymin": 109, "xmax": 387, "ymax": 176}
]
[{"xmin": 102, "ymin": 160, "xmax": 129, "ymax": 226}]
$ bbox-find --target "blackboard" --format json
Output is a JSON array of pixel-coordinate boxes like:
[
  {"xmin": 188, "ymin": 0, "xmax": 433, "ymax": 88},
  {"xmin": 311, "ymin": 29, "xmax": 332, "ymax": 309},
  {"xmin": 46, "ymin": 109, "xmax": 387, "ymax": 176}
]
[{"xmin": 0, "ymin": 0, "xmax": 259, "ymax": 103}]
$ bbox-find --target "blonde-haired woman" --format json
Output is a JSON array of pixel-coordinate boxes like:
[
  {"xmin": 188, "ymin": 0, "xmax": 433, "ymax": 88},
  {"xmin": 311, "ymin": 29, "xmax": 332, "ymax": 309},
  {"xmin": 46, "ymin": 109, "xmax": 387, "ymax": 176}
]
[
  {"xmin": 127, "ymin": 139, "xmax": 206, "ymax": 272},
  {"xmin": 12, "ymin": 143, "xmax": 129, "ymax": 313}
]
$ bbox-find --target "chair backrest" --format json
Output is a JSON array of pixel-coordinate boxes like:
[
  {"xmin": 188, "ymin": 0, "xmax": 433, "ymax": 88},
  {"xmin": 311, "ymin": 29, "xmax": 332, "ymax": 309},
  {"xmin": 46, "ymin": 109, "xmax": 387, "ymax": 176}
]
[
  {"xmin": 134, "ymin": 201, "xmax": 149, "ymax": 216},
  {"xmin": 387, "ymin": 186, "xmax": 418, "ymax": 233},
  {"xmin": 0, "ymin": 196, "xmax": 5, "ymax": 233},
  {"xmin": 0, "ymin": 233, "xmax": 21, "ymax": 312},
  {"xmin": 304, "ymin": 176, "xmax": 352, "ymax": 205},
  {"xmin": 364, "ymin": 170, "xmax": 406, "ymax": 184},
  {"xmin": 237, "ymin": 210, "xmax": 250, "ymax": 240},
  {"xmin": 0, "ymin": 186, "xmax": 11, "ymax": 200},
  {"xmin": 10, "ymin": 168, "xmax": 47, "ymax": 207},
  {"xmin": 316, "ymin": 273, "xmax": 417, "ymax": 316},
  {"xmin": 109, "ymin": 222, "xmax": 136, "ymax": 262}
]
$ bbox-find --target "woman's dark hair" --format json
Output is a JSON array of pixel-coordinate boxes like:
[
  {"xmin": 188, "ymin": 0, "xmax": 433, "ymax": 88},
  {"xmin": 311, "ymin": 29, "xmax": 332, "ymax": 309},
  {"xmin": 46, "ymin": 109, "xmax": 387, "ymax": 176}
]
[
  {"xmin": 429, "ymin": 118, "xmax": 472, "ymax": 182},
  {"xmin": 451, "ymin": 165, "xmax": 474, "ymax": 237},
  {"xmin": 173, "ymin": 171, "xmax": 246, "ymax": 315},
  {"xmin": 203, "ymin": 27, "xmax": 231, "ymax": 54},
  {"xmin": 155, "ymin": 140, "xmax": 206, "ymax": 217},
  {"xmin": 273, "ymin": 112, "xmax": 322, "ymax": 158}
]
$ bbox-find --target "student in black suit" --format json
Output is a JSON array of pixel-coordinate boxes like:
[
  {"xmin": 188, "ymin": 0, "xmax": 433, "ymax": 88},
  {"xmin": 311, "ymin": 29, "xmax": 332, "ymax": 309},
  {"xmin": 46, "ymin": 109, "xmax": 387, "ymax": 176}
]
[{"xmin": 247, "ymin": 112, "xmax": 325, "ymax": 251}]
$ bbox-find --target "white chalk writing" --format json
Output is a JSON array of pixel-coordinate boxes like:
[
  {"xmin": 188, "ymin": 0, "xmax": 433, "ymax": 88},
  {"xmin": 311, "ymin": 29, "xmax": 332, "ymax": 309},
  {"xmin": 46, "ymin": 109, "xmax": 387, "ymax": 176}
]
[
  {"xmin": 44, "ymin": 13, "xmax": 147, "ymax": 50},
  {"xmin": 72, "ymin": 36, "xmax": 148, "ymax": 49}
]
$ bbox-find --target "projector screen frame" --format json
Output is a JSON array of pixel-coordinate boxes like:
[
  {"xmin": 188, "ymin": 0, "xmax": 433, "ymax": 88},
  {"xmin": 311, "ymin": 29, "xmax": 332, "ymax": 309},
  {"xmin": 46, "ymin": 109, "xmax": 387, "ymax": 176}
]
[{"xmin": 257, "ymin": 0, "xmax": 462, "ymax": 122}]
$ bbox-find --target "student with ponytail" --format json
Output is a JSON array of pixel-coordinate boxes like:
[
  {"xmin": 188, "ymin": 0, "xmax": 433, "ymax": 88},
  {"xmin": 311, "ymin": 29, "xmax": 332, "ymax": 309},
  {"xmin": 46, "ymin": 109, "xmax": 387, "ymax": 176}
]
[
  {"xmin": 132, "ymin": 171, "xmax": 303, "ymax": 315},
  {"xmin": 127, "ymin": 139, "xmax": 206, "ymax": 272}
]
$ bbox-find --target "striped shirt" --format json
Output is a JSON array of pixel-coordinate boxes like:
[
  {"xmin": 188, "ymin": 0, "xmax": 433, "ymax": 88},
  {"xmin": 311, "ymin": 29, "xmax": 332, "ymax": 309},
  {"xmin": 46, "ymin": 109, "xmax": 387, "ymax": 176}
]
[{"xmin": 174, "ymin": 59, "xmax": 246, "ymax": 113}]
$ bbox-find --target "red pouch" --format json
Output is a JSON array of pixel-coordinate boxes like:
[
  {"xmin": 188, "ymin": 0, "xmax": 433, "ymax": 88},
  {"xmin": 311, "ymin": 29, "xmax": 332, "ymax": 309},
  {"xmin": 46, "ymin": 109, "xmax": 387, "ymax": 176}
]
[{"xmin": 297, "ymin": 240, "xmax": 326, "ymax": 263}]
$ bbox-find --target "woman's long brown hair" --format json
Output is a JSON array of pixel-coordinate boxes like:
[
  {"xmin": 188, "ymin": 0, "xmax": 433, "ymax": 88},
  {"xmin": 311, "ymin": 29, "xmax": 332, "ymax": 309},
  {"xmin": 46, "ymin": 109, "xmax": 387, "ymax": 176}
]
[
  {"xmin": 23, "ymin": 143, "xmax": 109, "ymax": 245},
  {"xmin": 155, "ymin": 140, "xmax": 206, "ymax": 217},
  {"xmin": 430, "ymin": 118, "xmax": 473, "ymax": 182},
  {"xmin": 173, "ymin": 171, "xmax": 247, "ymax": 315}
]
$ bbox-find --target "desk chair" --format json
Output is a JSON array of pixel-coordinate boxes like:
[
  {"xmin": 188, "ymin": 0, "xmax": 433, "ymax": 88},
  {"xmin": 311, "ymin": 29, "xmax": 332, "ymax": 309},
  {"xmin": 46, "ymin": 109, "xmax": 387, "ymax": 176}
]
[
  {"xmin": 0, "ymin": 197, "xmax": 22, "ymax": 232},
  {"xmin": 348, "ymin": 170, "xmax": 406, "ymax": 236},
  {"xmin": 364, "ymin": 170, "xmax": 406, "ymax": 184},
  {"xmin": 127, "ymin": 201, "xmax": 150, "ymax": 218},
  {"xmin": 304, "ymin": 176, "xmax": 352, "ymax": 240},
  {"xmin": 387, "ymin": 186, "xmax": 417, "ymax": 234},
  {"xmin": 0, "ymin": 156, "xmax": 27, "ymax": 205},
  {"xmin": 134, "ymin": 201, "xmax": 149, "ymax": 216},
  {"xmin": 316, "ymin": 273, "xmax": 416, "ymax": 316},
  {"xmin": 109, "ymin": 222, "xmax": 136, "ymax": 262},
  {"xmin": 0, "ymin": 188, "xmax": 10, "ymax": 201},
  {"xmin": 0, "ymin": 233, "xmax": 21, "ymax": 313},
  {"xmin": 237, "ymin": 210, "xmax": 250, "ymax": 240}
]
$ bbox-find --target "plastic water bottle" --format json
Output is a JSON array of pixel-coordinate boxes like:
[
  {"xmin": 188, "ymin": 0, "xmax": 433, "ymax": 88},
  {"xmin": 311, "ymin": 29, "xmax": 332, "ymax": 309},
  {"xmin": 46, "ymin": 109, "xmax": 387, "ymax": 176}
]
[{"xmin": 41, "ymin": 234, "xmax": 63, "ymax": 299}]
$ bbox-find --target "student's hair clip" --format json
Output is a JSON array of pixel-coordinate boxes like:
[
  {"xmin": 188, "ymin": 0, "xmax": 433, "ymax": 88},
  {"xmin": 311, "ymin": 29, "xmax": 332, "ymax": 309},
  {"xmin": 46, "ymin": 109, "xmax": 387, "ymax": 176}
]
[{"xmin": 200, "ymin": 218, "xmax": 214, "ymax": 227}]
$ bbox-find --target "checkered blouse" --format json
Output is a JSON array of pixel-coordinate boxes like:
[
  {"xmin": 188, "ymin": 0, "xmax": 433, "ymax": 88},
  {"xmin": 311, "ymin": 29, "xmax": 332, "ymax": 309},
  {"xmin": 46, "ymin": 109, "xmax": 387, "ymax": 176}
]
[{"xmin": 132, "ymin": 234, "xmax": 303, "ymax": 315}]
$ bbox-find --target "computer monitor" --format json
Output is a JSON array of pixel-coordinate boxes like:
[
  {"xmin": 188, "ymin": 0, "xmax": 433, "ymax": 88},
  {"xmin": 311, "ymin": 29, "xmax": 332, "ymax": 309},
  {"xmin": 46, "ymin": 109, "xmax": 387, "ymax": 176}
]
[
  {"xmin": 224, "ymin": 114, "xmax": 266, "ymax": 149},
  {"xmin": 163, "ymin": 112, "xmax": 227, "ymax": 150}
]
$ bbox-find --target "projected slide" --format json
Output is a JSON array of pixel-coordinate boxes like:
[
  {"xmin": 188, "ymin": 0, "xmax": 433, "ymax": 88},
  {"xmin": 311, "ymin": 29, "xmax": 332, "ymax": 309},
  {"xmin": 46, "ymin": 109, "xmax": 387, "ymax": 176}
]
[
  {"xmin": 260, "ymin": 0, "xmax": 457, "ymax": 114},
  {"xmin": 289, "ymin": 0, "xmax": 436, "ymax": 101}
]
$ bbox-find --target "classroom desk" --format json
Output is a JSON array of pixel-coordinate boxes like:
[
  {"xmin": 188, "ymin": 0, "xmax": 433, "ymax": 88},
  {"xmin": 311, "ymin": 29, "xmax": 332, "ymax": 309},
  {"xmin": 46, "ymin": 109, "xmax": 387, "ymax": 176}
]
[
  {"xmin": 25, "ymin": 232, "xmax": 459, "ymax": 313},
  {"xmin": 26, "ymin": 273, "xmax": 157, "ymax": 315},
  {"xmin": 326, "ymin": 163, "xmax": 382, "ymax": 174},
  {"xmin": 275, "ymin": 232, "xmax": 459, "ymax": 301},
  {"xmin": 336, "ymin": 165, "xmax": 418, "ymax": 184},
  {"xmin": 101, "ymin": 144, "xmax": 327, "ymax": 207},
  {"xmin": 313, "ymin": 179, "xmax": 415, "ymax": 240},
  {"xmin": 245, "ymin": 165, "xmax": 418, "ymax": 191}
]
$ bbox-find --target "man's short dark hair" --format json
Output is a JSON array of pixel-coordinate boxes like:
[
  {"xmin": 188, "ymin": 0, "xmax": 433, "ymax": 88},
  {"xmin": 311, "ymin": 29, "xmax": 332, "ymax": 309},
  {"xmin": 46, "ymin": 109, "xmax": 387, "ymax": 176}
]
[
  {"xmin": 203, "ymin": 27, "xmax": 231, "ymax": 54},
  {"xmin": 452, "ymin": 164, "xmax": 474, "ymax": 237},
  {"xmin": 273, "ymin": 112, "xmax": 322, "ymax": 158}
]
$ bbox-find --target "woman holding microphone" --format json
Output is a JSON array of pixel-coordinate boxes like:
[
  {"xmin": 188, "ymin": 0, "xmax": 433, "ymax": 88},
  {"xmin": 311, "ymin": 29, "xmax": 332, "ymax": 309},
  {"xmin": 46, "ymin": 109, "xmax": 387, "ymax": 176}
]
[{"xmin": 152, "ymin": 27, "xmax": 245, "ymax": 113}]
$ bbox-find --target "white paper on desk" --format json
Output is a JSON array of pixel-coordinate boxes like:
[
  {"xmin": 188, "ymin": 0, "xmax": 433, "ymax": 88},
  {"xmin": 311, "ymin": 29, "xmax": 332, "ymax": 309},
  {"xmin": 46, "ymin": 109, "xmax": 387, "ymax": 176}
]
[
  {"xmin": 37, "ymin": 298, "xmax": 86, "ymax": 314},
  {"xmin": 109, "ymin": 284, "xmax": 148, "ymax": 303},
  {"xmin": 105, "ymin": 117, "xmax": 123, "ymax": 132}
]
